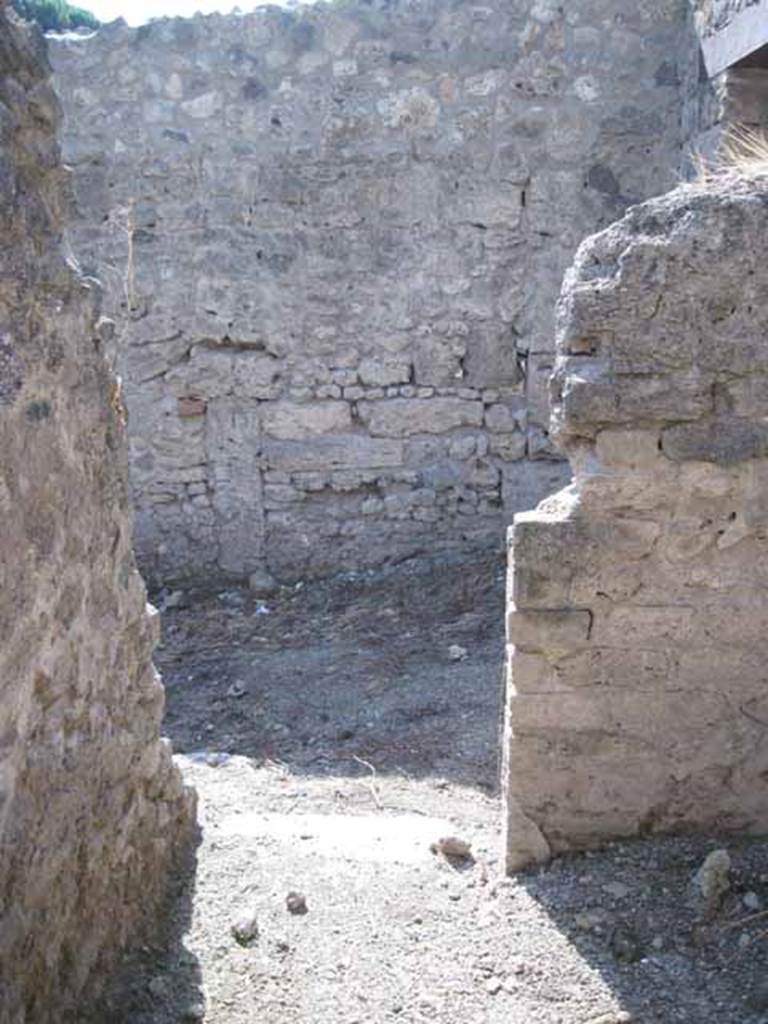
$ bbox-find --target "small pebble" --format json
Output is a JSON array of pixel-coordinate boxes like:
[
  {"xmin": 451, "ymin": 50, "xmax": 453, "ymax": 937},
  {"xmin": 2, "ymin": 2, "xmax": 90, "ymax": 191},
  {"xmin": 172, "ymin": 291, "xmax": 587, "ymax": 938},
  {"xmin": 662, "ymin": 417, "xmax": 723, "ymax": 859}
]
[
  {"xmin": 231, "ymin": 906, "xmax": 260, "ymax": 946},
  {"xmin": 694, "ymin": 848, "xmax": 731, "ymax": 907},
  {"xmin": 603, "ymin": 881, "xmax": 630, "ymax": 900},
  {"xmin": 286, "ymin": 891, "xmax": 308, "ymax": 915},
  {"xmin": 431, "ymin": 835, "xmax": 472, "ymax": 860},
  {"xmin": 448, "ymin": 644, "xmax": 468, "ymax": 662},
  {"xmin": 744, "ymin": 891, "xmax": 761, "ymax": 911}
]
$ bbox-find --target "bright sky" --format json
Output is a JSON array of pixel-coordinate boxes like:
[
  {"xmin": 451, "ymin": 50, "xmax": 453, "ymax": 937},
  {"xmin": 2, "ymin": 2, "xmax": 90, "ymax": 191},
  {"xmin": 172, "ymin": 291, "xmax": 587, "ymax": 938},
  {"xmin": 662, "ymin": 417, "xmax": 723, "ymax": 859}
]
[{"xmin": 85, "ymin": 0, "xmax": 309, "ymax": 27}]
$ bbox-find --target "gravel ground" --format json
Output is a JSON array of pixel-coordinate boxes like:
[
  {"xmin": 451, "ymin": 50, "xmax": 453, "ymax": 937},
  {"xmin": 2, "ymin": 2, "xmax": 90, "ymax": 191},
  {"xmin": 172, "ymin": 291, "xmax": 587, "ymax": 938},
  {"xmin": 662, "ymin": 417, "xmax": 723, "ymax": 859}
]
[{"xmin": 87, "ymin": 553, "xmax": 768, "ymax": 1024}]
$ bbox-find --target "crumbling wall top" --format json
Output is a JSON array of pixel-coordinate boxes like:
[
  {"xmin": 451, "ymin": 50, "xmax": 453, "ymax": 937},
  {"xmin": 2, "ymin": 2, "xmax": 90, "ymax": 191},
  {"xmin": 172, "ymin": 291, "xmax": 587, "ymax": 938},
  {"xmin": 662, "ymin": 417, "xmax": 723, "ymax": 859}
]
[{"xmin": 503, "ymin": 172, "xmax": 768, "ymax": 871}]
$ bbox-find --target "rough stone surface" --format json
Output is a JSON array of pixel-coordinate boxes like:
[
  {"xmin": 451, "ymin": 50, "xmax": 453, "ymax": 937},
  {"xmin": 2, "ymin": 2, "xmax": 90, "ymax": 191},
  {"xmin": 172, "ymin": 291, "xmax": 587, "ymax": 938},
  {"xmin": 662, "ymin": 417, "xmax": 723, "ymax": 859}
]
[
  {"xmin": 692, "ymin": 0, "xmax": 768, "ymax": 75},
  {"xmin": 503, "ymin": 177, "xmax": 768, "ymax": 872},
  {"xmin": 49, "ymin": 0, "xmax": 692, "ymax": 585},
  {"xmin": 683, "ymin": 1, "xmax": 768, "ymax": 172},
  {"xmin": 0, "ymin": 8, "xmax": 195, "ymax": 1020}
]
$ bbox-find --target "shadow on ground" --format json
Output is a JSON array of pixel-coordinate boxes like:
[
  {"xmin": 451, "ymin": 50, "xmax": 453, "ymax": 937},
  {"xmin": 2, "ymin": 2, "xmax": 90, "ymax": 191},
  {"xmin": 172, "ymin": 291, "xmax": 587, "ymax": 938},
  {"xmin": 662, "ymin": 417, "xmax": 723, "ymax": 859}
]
[
  {"xmin": 75, "ymin": 831, "xmax": 205, "ymax": 1023},
  {"xmin": 137, "ymin": 550, "xmax": 768, "ymax": 1024},
  {"xmin": 516, "ymin": 835, "xmax": 768, "ymax": 1023},
  {"xmin": 156, "ymin": 550, "xmax": 507, "ymax": 794}
]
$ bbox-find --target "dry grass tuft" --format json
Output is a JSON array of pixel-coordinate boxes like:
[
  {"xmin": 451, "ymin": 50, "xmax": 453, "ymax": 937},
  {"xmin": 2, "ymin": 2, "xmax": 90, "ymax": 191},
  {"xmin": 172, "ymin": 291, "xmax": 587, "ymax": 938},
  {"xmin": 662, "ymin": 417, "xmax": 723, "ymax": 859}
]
[{"xmin": 691, "ymin": 125, "xmax": 768, "ymax": 186}]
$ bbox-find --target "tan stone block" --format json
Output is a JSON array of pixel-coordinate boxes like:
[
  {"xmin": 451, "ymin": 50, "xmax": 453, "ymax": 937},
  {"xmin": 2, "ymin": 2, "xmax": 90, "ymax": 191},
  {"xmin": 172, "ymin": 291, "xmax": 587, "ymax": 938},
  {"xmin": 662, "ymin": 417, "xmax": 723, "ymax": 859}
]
[
  {"xmin": 551, "ymin": 645, "xmax": 678, "ymax": 691},
  {"xmin": 358, "ymin": 358, "xmax": 411, "ymax": 387},
  {"xmin": 261, "ymin": 401, "xmax": 352, "ymax": 440},
  {"xmin": 506, "ymin": 607, "xmax": 592, "ymax": 655},
  {"xmin": 595, "ymin": 428, "xmax": 661, "ymax": 469},
  {"xmin": 508, "ymin": 650, "xmax": 578, "ymax": 694},
  {"xmin": 357, "ymin": 398, "xmax": 483, "ymax": 438},
  {"xmin": 262, "ymin": 435, "xmax": 404, "ymax": 472},
  {"xmin": 589, "ymin": 605, "xmax": 694, "ymax": 648}
]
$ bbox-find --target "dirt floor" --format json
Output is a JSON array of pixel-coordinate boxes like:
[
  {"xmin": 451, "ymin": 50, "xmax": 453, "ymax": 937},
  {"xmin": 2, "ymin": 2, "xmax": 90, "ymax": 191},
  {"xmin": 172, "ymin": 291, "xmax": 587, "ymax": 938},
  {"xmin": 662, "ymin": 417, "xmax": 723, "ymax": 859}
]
[{"xmin": 91, "ymin": 552, "xmax": 768, "ymax": 1024}]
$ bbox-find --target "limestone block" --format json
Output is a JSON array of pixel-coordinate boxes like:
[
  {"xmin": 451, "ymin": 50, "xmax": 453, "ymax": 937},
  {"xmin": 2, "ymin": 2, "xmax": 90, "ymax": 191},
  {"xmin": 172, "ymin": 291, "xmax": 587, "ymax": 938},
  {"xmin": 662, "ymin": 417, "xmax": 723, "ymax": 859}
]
[
  {"xmin": 234, "ymin": 353, "xmax": 283, "ymax": 397},
  {"xmin": 506, "ymin": 608, "xmax": 592, "ymax": 655},
  {"xmin": 485, "ymin": 399, "xmax": 526, "ymax": 434},
  {"xmin": 413, "ymin": 335, "xmax": 466, "ymax": 388},
  {"xmin": 554, "ymin": 359, "xmax": 711, "ymax": 437},
  {"xmin": 206, "ymin": 400, "xmax": 264, "ymax": 574},
  {"xmin": 463, "ymin": 325, "xmax": 523, "ymax": 389},
  {"xmin": 261, "ymin": 400, "xmax": 352, "ymax": 440},
  {"xmin": 548, "ymin": 646, "xmax": 678, "ymax": 692},
  {"xmin": 509, "ymin": 514, "xmax": 582, "ymax": 608},
  {"xmin": 165, "ymin": 347, "xmax": 235, "ymax": 398},
  {"xmin": 574, "ymin": 463, "xmax": 679, "ymax": 515},
  {"xmin": 662, "ymin": 416, "xmax": 768, "ymax": 465},
  {"xmin": 358, "ymin": 358, "xmax": 411, "ymax": 387},
  {"xmin": 262, "ymin": 434, "xmax": 404, "ymax": 472},
  {"xmin": 489, "ymin": 432, "xmax": 527, "ymax": 461},
  {"xmin": 358, "ymin": 398, "xmax": 483, "ymax": 438},
  {"xmin": 589, "ymin": 604, "xmax": 695, "ymax": 648},
  {"xmin": 595, "ymin": 428, "xmax": 661, "ymax": 469},
  {"xmin": 509, "ymin": 650, "xmax": 570, "ymax": 694}
]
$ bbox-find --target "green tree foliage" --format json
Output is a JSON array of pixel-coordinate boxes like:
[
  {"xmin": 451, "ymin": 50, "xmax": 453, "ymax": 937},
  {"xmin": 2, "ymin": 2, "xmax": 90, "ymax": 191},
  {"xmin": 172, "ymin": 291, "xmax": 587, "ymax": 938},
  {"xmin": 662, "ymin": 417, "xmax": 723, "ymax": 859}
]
[{"xmin": 11, "ymin": 0, "xmax": 100, "ymax": 32}]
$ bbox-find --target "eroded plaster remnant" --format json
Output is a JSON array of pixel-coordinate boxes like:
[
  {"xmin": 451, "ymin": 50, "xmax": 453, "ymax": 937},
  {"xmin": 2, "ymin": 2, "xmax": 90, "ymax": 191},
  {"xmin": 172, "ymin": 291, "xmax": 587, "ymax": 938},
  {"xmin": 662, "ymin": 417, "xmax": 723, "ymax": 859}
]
[
  {"xmin": 0, "ymin": 8, "xmax": 195, "ymax": 1019},
  {"xmin": 503, "ymin": 176, "xmax": 768, "ymax": 872},
  {"xmin": 50, "ymin": 0, "xmax": 692, "ymax": 585}
]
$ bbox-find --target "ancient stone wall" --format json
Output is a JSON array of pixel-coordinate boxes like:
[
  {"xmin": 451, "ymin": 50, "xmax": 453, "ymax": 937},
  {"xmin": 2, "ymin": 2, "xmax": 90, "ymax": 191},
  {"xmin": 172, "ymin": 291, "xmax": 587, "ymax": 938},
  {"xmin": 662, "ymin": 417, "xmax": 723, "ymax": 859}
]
[
  {"xmin": 0, "ymin": 8, "xmax": 194, "ymax": 1020},
  {"xmin": 684, "ymin": 0, "xmax": 768, "ymax": 168},
  {"xmin": 503, "ymin": 176, "xmax": 768, "ymax": 871},
  {"xmin": 50, "ymin": 0, "xmax": 691, "ymax": 585}
]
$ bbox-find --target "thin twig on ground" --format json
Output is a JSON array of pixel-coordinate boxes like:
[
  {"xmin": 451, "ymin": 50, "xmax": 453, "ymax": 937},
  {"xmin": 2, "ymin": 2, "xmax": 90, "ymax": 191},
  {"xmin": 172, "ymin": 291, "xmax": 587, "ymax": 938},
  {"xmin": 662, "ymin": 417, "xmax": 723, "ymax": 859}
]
[
  {"xmin": 352, "ymin": 754, "xmax": 383, "ymax": 810},
  {"xmin": 722, "ymin": 909, "xmax": 768, "ymax": 932}
]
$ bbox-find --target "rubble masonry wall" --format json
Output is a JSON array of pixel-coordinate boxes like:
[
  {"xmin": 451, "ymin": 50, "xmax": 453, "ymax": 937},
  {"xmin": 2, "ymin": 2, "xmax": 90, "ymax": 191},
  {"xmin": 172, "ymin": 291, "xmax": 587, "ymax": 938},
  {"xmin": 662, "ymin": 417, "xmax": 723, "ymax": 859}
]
[
  {"xmin": 51, "ymin": 0, "xmax": 692, "ymax": 584},
  {"xmin": 0, "ymin": 8, "xmax": 194, "ymax": 1019}
]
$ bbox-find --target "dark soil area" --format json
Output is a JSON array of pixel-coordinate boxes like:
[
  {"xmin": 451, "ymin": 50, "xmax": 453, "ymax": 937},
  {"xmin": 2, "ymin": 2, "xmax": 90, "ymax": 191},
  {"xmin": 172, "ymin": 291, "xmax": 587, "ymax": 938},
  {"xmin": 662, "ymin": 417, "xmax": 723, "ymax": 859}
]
[
  {"xmin": 157, "ymin": 551, "xmax": 505, "ymax": 791},
  {"xmin": 87, "ymin": 553, "xmax": 768, "ymax": 1024}
]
